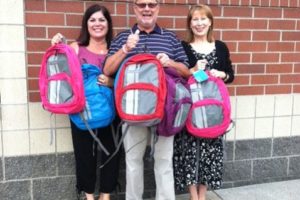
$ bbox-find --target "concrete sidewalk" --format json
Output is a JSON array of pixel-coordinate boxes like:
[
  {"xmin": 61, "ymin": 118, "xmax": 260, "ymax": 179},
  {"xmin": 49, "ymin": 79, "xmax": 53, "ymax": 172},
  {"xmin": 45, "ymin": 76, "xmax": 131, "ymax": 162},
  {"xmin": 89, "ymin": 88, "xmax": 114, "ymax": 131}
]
[
  {"xmin": 148, "ymin": 179, "xmax": 300, "ymax": 200},
  {"xmin": 214, "ymin": 179, "xmax": 300, "ymax": 200}
]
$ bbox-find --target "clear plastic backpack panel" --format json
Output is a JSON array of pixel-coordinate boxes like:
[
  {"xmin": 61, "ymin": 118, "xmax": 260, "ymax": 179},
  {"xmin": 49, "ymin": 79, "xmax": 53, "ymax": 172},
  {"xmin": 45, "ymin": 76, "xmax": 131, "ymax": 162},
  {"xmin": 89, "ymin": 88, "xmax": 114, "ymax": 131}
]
[
  {"xmin": 124, "ymin": 63, "xmax": 158, "ymax": 87},
  {"xmin": 47, "ymin": 54, "xmax": 71, "ymax": 77},
  {"xmin": 200, "ymin": 81, "xmax": 222, "ymax": 101},
  {"xmin": 48, "ymin": 80, "xmax": 73, "ymax": 104},
  {"xmin": 122, "ymin": 90, "xmax": 157, "ymax": 115},
  {"xmin": 174, "ymin": 104, "xmax": 191, "ymax": 127},
  {"xmin": 175, "ymin": 83, "xmax": 191, "ymax": 100},
  {"xmin": 192, "ymin": 105, "xmax": 223, "ymax": 128}
]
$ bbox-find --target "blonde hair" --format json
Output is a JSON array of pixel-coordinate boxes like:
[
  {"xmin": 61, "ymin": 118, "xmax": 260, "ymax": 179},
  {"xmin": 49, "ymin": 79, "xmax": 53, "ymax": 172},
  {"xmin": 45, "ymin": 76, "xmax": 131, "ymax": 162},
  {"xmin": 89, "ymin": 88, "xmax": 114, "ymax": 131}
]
[{"xmin": 186, "ymin": 4, "xmax": 214, "ymax": 43}]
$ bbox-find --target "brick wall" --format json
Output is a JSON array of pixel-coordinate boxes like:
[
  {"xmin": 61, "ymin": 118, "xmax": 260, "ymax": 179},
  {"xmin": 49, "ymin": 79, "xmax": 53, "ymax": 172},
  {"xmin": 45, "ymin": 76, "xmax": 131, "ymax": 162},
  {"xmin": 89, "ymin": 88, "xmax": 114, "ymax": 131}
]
[
  {"xmin": 0, "ymin": 0, "xmax": 299, "ymax": 199},
  {"xmin": 25, "ymin": 0, "xmax": 300, "ymax": 101}
]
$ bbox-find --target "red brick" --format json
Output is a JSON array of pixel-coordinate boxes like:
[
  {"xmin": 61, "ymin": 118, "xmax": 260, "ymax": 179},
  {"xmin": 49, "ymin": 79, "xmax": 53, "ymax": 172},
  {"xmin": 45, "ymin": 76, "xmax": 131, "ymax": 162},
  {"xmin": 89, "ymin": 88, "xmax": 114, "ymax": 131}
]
[
  {"xmin": 266, "ymin": 85, "xmax": 292, "ymax": 94},
  {"xmin": 230, "ymin": 0, "xmax": 240, "ymax": 5},
  {"xmin": 223, "ymin": 7, "xmax": 253, "ymax": 17},
  {"xmin": 289, "ymin": 0, "xmax": 298, "ymax": 7},
  {"xmin": 252, "ymin": 53, "xmax": 279, "ymax": 63},
  {"xmin": 111, "ymin": 16, "xmax": 128, "ymax": 28},
  {"xmin": 251, "ymin": 0, "xmax": 260, "ymax": 6},
  {"xmin": 254, "ymin": 8, "xmax": 282, "ymax": 18},
  {"xmin": 293, "ymin": 85, "xmax": 300, "ymax": 93},
  {"xmin": 270, "ymin": 0, "xmax": 280, "ymax": 6},
  {"xmin": 239, "ymin": 19, "xmax": 268, "ymax": 29},
  {"xmin": 174, "ymin": 18, "xmax": 187, "ymax": 29},
  {"xmin": 66, "ymin": 14, "xmax": 82, "ymax": 27},
  {"xmin": 26, "ymin": 13, "xmax": 65, "ymax": 26},
  {"xmin": 159, "ymin": 4, "xmax": 189, "ymax": 16},
  {"xmin": 223, "ymin": 31, "xmax": 251, "ymax": 41},
  {"xmin": 85, "ymin": 2, "xmax": 115, "ymax": 14},
  {"xmin": 252, "ymin": 31, "xmax": 280, "ymax": 41},
  {"xmin": 238, "ymin": 42, "xmax": 267, "ymax": 52},
  {"xmin": 296, "ymin": 42, "xmax": 300, "ymax": 51},
  {"xmin": 46, "ymin": 1, "xmax": 83, "ymax": 13},
  {"xmin": 251, "ymin": 75, "xmax": 279, "ymax": 84},
  {"xmin": 115, "ymin": 3, "xmax": 128, "ymax": 15},
  {"xmin": 174, "ymin": 30, "xmax": 186, "ymax": 41},
  {"xmin": 48, "ymin": 28, "xmax": 80, "ymax": 41},
  {"xmin": 284, "ymin": 8, "xmax": 300, "ymax": 18},
  {"xmin": 279, "ymin": 0, "xmax": 289, "ymax": 7},
  {"xmin": 210, "ymin": 6, "xmax": 222, "ymax": 17},
  {"xmin": 268, "ymin": 42, "xmax": 295, "ymax": 52},
  {"xmin": 215, "ymin": 18, "xmax": 238, "ymax": 29},
  {"xmin": 231, "ymin": 53, "xmax": 251, "ymax": 63},
  {"xmin": 213, "ymin": 31, "xmax": 221, "ymax": 41},
  {"xmin": 240, "ymin": 0, "xmax": 251, "ymax": 6},
  {"xmin": 26, "ymin": 27, "xmax": 46, "ymax": 38},
  {"xmin": 28, "ymin": 67, "xmax": 40, "ymax": 78},
  {"xmin": 281, "ymin": 74, "xmax": 300, "ymax": 84},
  {"xmin": 164, "ymin": 0, "xmax": 176, "ymax": 3},
  {"xmin": 27, "ymin": 40, "xmax": 50, "ymax": 52},
  {"xmin": 269, "ymin": 20, "xmax": 296, "ymax": 30},
  {"xmin": 236, "ymin": 64, "xmax": 265, "ymax": 74},
  {"xmin": 294, "ymin": 64, "xmax": 300, "ymax": 73},
  {"xmin": 176, "ymin": 0, "xmax": 187, "ymax": 4},
  {"xmin": 282, "ymin": 32, "xmax": 300, "ymax": 41},
  {"xmin": 230, "ymin": 75, "xmax": 250, "ymax": 85},
  {"xmin": 260, "ymin": 0, "xmax": 270, "ymax": 6},
  {"xmin": 266, "ymin": 64, "xmax": 293, "ymax": 73},
  {"xmin": 226, "ymin": 42, "xmax": 237, "ymax": 52},
  {"xmin": 220, "ymin": 0, "xmax": 230, "ymax": 5},
  {"xmin": 158, "ymin": 17, "xmax": 174, "ymax": 29},
  {"xmin": 27, "ymin": 53, "xmax": 43, "ymax": 65},
  {"xmin": 29, "ymin": 92, "xmax": 41, "ymax": 102},
  {"xmin": 282, "ymin": 53, "xmax": 300, "ymax": 62},
  {"xmin": 25, "ymin": 0, "xmax": 45, "ymax": 11},
  {"xmin": 209, "ymin": 0, "xmax": 220, "ymax": 5},
  {"xmin": 129, "ymin": 16, "xmax": 137, "ymax": 27},
  {"xmin": 236, "ymin": 86, "xmax": 264, "ymax": 95},
  {"xmin": 227, "ymin": 86, "xmax": 236, "ymax": 96},
  {"xmin": 28, "ymin": 79, "xmax": 39, "ymax": 90}
]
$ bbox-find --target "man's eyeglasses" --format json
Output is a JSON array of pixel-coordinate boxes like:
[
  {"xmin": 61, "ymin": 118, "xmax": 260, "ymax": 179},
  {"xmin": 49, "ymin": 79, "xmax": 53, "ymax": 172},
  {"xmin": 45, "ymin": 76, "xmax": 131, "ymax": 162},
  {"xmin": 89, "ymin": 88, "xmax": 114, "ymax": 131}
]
[{"xmin": 135, "ymin": 3, "xmax": 158, "ymax": 9}]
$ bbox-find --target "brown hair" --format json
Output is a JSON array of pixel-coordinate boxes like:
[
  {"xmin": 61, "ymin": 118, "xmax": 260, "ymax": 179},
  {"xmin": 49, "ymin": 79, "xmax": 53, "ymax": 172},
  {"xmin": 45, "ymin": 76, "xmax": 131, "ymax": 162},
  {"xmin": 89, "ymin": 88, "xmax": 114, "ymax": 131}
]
[{"xmin": 186, "ymin": 4, "xmax": 214, "ymax": 43}]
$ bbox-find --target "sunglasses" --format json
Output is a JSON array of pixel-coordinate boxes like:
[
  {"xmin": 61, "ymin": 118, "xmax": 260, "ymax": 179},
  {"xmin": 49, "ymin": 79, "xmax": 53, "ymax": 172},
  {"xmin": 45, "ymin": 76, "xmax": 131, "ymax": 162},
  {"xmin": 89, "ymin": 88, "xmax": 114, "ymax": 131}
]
[{"xmin": 135, "ymin": 3, "xmax": 158, "ymax": 9}]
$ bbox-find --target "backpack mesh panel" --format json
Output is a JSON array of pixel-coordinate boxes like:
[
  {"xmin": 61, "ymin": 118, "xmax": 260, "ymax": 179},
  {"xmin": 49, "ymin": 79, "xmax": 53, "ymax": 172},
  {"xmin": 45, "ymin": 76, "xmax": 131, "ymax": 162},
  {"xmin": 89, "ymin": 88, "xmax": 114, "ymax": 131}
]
[{"xmin": 47, "ymin": 54, "xmax": 70, "ymax": 76}]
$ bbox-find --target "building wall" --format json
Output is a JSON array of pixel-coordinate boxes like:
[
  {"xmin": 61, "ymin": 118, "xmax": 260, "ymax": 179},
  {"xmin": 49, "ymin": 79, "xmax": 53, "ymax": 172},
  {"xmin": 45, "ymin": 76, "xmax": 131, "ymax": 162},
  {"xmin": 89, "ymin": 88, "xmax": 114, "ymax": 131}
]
[{"xmin": 0, "ymin": 0, "xmax": 300, "ymax": 199}]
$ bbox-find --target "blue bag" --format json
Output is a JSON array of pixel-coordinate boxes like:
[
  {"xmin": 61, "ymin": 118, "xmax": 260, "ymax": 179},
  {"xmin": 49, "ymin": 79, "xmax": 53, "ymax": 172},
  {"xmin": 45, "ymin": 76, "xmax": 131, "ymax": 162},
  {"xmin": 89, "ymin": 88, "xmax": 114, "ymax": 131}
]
[{"xmin": 70, "ymin": 63, "xmax": 115, "ymax": 130}]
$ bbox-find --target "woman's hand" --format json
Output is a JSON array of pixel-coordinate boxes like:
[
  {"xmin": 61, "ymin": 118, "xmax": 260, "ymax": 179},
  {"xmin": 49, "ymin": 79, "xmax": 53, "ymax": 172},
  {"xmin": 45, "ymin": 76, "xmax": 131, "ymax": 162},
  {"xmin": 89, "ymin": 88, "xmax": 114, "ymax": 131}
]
[
  {"xmin": 210, "ymin": 69, "xmax": 226, "ymax": 79},
  {"xmin": 156, "ymin": 53, "xmax": 170, "ymax": 67},
  {"xmin": 97, "ymin": 74, "xmax": 114, "ymax": 87},
  {"xmin": 51, "ymin": 33, "xmax": 66, "ymax": 46},
  {"xmin": 190, "ymin": 59, "xmax": 207, "ymax": 74}
]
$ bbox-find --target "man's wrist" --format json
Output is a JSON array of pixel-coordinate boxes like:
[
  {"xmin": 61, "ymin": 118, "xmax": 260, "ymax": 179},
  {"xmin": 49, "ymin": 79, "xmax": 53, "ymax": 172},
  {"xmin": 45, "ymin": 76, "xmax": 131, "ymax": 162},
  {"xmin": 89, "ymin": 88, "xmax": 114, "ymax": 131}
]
[{"xmin": 122, "ymin": 44, "xmax": 128, "ymax": 54}]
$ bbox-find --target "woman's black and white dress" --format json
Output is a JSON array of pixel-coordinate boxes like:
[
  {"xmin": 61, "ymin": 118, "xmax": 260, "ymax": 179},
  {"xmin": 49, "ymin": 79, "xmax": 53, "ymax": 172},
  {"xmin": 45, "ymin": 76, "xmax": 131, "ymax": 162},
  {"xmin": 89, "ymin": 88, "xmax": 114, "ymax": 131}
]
[{"xmin": 173, "ymin": 40, "xmax": 234, "ymax": 191}]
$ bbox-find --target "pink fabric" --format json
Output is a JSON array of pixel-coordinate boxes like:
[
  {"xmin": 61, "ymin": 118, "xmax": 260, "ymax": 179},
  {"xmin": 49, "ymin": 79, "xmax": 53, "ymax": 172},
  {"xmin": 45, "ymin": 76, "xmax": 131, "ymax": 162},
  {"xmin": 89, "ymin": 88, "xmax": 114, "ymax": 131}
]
[{"xmin": 78, "ymin": 46, "xmax": 106, "ymax": 69}]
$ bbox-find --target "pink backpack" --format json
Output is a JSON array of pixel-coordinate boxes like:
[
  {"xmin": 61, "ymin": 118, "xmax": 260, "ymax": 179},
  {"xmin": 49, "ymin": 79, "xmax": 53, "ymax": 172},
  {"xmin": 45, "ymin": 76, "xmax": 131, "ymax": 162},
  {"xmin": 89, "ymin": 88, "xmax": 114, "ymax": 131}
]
[
  {"xmin": 39, "ymin": 43, "xmax": 85, "ymax": 114},
  {"xmin": 186, "ymin": 73, "xmax": 231, "ymax": 138}
]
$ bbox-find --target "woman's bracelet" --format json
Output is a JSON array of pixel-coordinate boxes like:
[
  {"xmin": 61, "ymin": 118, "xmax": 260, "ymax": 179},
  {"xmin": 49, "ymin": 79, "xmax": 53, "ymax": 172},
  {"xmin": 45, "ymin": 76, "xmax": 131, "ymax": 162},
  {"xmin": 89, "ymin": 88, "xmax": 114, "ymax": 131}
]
[
  {"xmin": 223, "ymin": 73, "xmax": 229, "ymax": 81},
  {"xmin": 122, "ymin": 44, "xmax": 128, "ymax": 54}
]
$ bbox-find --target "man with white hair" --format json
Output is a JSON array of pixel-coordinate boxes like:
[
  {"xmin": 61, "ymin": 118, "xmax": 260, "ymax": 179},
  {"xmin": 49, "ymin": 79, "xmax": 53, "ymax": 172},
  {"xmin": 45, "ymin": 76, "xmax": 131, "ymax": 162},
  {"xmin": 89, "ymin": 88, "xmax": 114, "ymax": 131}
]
[{"xmin": 104, "ymin": 1, "xmax": 190, "ymax": 199}]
